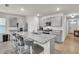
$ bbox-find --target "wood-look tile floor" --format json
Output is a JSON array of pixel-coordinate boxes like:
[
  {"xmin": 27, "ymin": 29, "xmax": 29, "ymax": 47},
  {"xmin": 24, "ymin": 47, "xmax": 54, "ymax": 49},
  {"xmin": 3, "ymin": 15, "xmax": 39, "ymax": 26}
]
[{"xmin": 55, "ymin": 34, "xmax": 79, "ymax": 54}]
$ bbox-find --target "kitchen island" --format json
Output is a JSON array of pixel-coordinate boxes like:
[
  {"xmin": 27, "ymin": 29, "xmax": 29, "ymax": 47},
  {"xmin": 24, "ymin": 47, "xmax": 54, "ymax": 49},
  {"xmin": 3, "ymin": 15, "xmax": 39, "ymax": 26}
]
[{"xmin": 18, "ymin": 32, "xmax": 56, "ymax": 54}]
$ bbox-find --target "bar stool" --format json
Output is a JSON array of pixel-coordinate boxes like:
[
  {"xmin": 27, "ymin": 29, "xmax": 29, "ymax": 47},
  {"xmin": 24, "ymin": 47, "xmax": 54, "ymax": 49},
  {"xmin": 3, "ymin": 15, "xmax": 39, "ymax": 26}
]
[
  {"xmin": 15, "ymin": 34, "xmax": 33, "ymax": 54},
  {"xmin": 12, "ymin": 33, "xmax": 44, "ymax": 54},
  {"xmin": 24, "ymin": 40, "xmax": 33, "ymax": 54},
  {"xmin": 15, "ymin": 35, "xmax": 24, "ymax": 54}
]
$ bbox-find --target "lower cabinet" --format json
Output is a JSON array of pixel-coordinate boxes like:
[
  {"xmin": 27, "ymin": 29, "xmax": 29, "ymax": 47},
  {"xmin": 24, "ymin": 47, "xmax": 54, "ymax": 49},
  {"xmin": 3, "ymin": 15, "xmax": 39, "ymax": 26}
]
[{"xmin": 52, "ymin": 30, "xmax": 62, "ymax": 43}]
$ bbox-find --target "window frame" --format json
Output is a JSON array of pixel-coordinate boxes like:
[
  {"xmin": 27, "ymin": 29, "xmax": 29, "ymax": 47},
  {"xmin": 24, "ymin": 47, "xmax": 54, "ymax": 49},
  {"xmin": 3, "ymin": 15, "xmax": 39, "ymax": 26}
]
[{"xmin": 0, "ymin": 17, "xmax": 6, "ymax": 33}]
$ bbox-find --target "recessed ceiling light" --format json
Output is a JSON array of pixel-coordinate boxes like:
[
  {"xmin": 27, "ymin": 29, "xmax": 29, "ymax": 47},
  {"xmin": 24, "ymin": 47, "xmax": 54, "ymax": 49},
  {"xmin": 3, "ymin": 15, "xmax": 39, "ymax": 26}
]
[
  {"xmin": 71, "ymin": 15, "xmax": 75, "ymax": 18},
  {"xmin": 56, "ymin": 8, "xmax": 60, "ymax": 11},
  {"xmin": 37, "ymin": 13, "xmax": 40, "ymax": 16},
  {"xmin": 20, "ymin": 8, "xmax": 24, "ymax": 11}
]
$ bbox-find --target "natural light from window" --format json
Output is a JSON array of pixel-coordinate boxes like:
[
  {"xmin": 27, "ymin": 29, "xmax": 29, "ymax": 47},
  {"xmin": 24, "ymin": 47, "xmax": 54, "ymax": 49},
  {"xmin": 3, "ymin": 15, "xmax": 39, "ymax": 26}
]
[{"xmin": 0, "ymin": 18, "xmax": 6, "ymax": 33}]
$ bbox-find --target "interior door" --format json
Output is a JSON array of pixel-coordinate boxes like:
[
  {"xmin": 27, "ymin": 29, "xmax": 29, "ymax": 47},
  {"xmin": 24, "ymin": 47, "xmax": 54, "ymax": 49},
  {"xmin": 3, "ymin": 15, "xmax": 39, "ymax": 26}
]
[{"xmin": 68, "ymin": 19, "xmax": 77, "ymax": 34}]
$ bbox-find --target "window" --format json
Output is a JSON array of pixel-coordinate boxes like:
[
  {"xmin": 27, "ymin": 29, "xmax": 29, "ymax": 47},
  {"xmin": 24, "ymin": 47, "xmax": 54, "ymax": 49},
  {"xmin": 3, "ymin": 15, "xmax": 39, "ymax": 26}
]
[{"xmin": 0, "ymin": 18, "xmax": 6, "ymax": 33}]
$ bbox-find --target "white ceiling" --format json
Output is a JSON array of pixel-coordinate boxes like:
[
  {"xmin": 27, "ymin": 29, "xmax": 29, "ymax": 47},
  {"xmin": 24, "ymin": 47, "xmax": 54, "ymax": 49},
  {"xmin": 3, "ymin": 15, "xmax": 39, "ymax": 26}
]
[{"xmin": 0, "ymin": 4, "xmax": 79, "ymax": 16}]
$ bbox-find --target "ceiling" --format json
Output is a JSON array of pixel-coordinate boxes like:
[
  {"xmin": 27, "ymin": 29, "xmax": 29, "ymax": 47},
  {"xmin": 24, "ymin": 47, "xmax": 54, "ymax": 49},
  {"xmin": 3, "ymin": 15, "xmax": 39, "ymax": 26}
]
[{"xmin": 0, "ymin": 4, "xmax": 79, "ymax": 16}]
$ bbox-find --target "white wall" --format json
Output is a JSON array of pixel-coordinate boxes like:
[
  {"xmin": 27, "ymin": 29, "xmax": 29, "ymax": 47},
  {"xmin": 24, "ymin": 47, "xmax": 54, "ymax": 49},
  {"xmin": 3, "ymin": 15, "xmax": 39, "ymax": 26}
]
[
  {"xmin": 26, "ymin": 16, "xmax": 39, "ymax": 32},
  {"xmin": 62, "ymin": 16, "xmax": 67, "ymax": 42}
]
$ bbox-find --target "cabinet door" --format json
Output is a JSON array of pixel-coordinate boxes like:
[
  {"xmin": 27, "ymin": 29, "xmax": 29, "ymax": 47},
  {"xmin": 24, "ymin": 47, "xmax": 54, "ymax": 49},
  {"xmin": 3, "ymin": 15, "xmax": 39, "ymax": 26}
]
[
  {"xmin": 9, "ymin": 17, "xmax": 17, "ymax": 27},
  {"xmin": 53, "ymin": 30, "xmax": 62, "ymax": 43},
  {"xmin": 39, "ymin": 17, "xmax": 51, "ymax": 27},
  {"xmin": 51, "ymin": 16, "xmax": 62, "ymax": 27},
  {"xmin": 39, "ymin": 16, "xmax": 62, "ymax": 27}
]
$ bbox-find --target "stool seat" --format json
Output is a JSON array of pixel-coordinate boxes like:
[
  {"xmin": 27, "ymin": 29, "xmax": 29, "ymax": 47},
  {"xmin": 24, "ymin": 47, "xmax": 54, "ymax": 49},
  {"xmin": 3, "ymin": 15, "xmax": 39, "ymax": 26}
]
[
  {"xmin": 32, "ymin": 44, "xmax": 44, "ymax": 54},
  {"xmin": 25, "ymin": 40, "xmax": 33, "ymax": 46}
]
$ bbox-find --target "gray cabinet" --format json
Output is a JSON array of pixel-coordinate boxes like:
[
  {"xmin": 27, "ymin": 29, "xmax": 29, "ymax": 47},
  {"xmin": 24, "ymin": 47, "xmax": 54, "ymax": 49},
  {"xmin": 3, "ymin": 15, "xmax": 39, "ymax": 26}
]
[
  {"xmin": 9, "ymin": 17, "xmax": 17, "ymax": 27},
  {"xmin": 9, "ymin": 17, "xmax": 18, "ymax": 32}
]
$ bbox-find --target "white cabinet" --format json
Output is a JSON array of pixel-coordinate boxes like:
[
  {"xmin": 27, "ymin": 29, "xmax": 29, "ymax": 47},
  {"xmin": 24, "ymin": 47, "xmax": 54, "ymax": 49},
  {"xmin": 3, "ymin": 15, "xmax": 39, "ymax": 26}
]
[
  {"xmin": 51, "ymin": 16, "xmax": 62, "ymax": 27},
  {"xmin": 39, "ymin": 16, "xmax": 62, "ymax": 27},
  {"xmin": 52, "ymin": 30, "xmax": 62, "ymax": 43}
]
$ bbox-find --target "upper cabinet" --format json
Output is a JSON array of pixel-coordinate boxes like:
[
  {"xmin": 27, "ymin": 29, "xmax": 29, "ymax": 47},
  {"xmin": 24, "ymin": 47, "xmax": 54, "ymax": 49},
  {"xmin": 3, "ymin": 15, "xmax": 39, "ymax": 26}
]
[
  {"xmin": 39, "ymin": 15, "xmax": 62, "ymax": 27},
  {"xmin": 51, "ymin": 16, "xmax": 62, "ymax": 27},
  {"xmin": 9, "ymin": 17, "xmax": 18, "ymax": 27}
]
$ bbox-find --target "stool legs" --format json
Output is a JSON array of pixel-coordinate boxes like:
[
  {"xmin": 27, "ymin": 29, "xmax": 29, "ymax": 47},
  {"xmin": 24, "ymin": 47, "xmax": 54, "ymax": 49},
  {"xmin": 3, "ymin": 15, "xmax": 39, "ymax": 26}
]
[{"xmin": 30, "ymin": 46, "xmax": 32, "ymax": 54}]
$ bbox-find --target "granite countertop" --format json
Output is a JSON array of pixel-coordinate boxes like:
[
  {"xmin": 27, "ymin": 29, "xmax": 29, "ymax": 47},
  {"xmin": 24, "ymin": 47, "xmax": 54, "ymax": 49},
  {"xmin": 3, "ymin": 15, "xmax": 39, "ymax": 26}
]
[{"xmin": 20, "ymin": 32, "xmax": 56, "ymax": 44}]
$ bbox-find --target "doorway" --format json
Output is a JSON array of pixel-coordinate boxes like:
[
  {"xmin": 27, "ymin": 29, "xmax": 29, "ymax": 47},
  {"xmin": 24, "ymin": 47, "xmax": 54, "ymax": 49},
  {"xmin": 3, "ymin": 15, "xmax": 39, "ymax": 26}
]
[{"xmin": 68, "ymin": 19, "xmax": 77, "ymax": 34}]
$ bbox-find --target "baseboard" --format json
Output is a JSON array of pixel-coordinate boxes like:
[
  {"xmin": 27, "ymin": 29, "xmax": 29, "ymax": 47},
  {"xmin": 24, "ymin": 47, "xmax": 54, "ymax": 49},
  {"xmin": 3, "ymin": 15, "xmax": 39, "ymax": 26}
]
[{"xmin": 55, "ymin": 41, "xmax": 63, "ymax": 44}]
